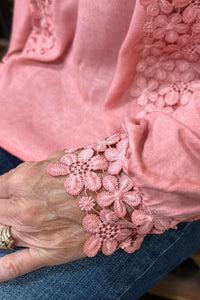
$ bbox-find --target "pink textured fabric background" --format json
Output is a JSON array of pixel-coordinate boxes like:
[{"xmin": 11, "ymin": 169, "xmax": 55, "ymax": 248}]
[{"xmin": 0, "ymin": 0, "xmax": 200, "ymax": 224}]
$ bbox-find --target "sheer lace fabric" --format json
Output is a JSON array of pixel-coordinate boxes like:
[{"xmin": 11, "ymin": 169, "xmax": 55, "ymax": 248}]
[
  {"xmin": 131, "ymin": 0, "xmax": 200, "ymax": 119},
  {"xmin": 47, "ymin": 134, "xmax": 177, "ymax": 257},
  {"xmin": 25, "ymin": 0, "xmax": 55, "ymax": 54}
]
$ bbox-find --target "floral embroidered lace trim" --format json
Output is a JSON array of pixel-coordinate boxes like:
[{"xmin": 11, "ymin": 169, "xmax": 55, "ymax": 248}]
[
  {"xmin": 130, "ymin": 0, "xmax": 200, "ymax": 119},
  {"xmin": 47, "ymin": 134, "xmax": 177, "ymax": 257},
  {"xmin": 25, "ymin": 0, "xmax": 55, "ymax": 55}
]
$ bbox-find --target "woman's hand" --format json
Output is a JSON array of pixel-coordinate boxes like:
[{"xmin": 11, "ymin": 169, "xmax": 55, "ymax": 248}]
[{"xmin": 0, "ymin": 152, "xmax": 90, "ymax": 282}]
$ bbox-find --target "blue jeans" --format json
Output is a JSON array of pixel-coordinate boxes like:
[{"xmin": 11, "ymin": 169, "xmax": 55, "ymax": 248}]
[{"xmin": 0, "ymin": 147, "xmax": 200, "ymax": 300}]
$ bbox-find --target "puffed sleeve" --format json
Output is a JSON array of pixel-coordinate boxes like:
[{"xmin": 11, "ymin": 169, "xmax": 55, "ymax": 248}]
[
  {"xmin": 124, "ymin": 94, "xmax": 200, "ymax": 227},
  {"xmin": 43, "ymin": 0, "xmax": 200, "ymax": 256},
  {"xmin": 47, "ymin": 95, "xmax": 200, "ymax": 256}
]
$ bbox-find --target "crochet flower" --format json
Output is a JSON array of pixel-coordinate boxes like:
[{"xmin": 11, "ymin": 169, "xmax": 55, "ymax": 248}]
[
  {"xmin": 153, "ymin": 13, "xmax": 189, "ymax": 43},
  {"xmin": 192, "ymin": 22, "xmax": 200, "ymax": 35},
  {"xmin": 89, "ymin": 133, "xmax": 123, "ymax": 152},
  {"xmin": 136, "ymin": 96, "xmax": 174, "ymax": 119},
  {"xmin": 130, "ymin": 77, "xmax": 159, "ymax": 106},
  {"xmin": 174, "ymin": 0, "xmax": 200, "ymax": 23},
  {"xmin": 174, "ymin": 0, "xmax": 194, "ymax": 6},
  {"xmin": 180, "ymin": 38, "xmax": 200, "ymax": 63},
  {"xmin": 118, "ymin": 209, "xmax": 154, "ymax": 253},
  {"xmin": 143, "ymin": 21, "xmax": 156, "ymax": 35},
  {"xmin": 117, "ymin": 209, "xmax": 154, "ymax": 253},
  {"xmin": 27, "ymin": 0, "xmax": 55, "ymax": 54},
  {"xmin": 140, "ymin": 0, "xmax": 173, "ymax": 17},
  {"xmin": 79, "ymin": 196, "xmax": 96, "ymax": 212},
  {"xmin": 83, "ymin": 209, "xmax": 134, "ymax": 256},
  {"xmin": 166, "ymin": 36, "xmax": 200, "ymax": 63},
  {"xmin": 131, "ymin": 209, "xmax": 154, "ymax": 235},
  {"xmin": 158, "ymin": 68, "xmax": 200, "ymax": 106},
  {"xmin": 137, "ymin": 54, "xmax": 175, "ymax": 81},
  {"xmin": 47, "ymin": 148, "xmax": 108, "ymax": 195},
  {"xmin": 104, "ymin": 138, "xmax": 129, "ymax": 175},
  {"xmin": 135, "ymin": 38, "xmax": 166, "ymax": 58},
  {"xmin": 97, "ymin": 175, "xmax": 142, "ymax": 218}
]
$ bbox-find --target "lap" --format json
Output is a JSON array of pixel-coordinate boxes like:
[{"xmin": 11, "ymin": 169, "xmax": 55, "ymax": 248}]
[
  {"xmin": 0, "ymin": 148, "xmax": 200, "ymax": 300},
  {"xmin": 0, "ymin": 148, "xmax": 22, "ymax": 175}
]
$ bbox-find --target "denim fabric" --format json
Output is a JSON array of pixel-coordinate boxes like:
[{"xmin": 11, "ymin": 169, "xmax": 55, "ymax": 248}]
[
  {"xmin": 0, "ymin": 147, "xmax": 200, "ymax": 300},
  {"xmin": 0, "ymin": 147, "xmax": 23, "ymax": 175}
]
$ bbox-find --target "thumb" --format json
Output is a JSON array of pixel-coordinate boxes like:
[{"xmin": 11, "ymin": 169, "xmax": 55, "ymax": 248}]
[{"xmin": 0, "ymin": 248, "xmax": 48, "ymax": 282}]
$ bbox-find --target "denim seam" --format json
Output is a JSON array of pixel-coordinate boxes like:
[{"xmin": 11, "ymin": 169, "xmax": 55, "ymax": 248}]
[{"xmin": 117, "ymin": 222, "xmax": 192, "ymax": 300}]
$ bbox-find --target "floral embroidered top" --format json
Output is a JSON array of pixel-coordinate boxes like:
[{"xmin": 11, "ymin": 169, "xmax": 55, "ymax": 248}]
[{"xmin": 0, "ymin": 0, "xmax": 200, "ymax": 256}]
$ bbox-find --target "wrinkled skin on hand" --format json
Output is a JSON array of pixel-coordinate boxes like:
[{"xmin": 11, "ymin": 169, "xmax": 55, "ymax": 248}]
[{"xmin": 0, "ymin": 152, "xmax": 90, "ymax": 282}]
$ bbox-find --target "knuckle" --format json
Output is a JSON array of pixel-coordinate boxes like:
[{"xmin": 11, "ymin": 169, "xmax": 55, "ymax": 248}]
[{"xmin": 17, "ymin": 202, "xmax": 38, "ymax": 225}]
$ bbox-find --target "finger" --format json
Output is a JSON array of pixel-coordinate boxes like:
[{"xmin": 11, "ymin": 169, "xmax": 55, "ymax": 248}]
[
  {"xmin": 0, "ymin": 224, "xmax": 30, "ymax": 250},
  {"xmin": 0, "ymin": 248, "xmax": 48, "ymax": 282},
  {"xmin": 0, "ymin": 224, "xmax": 25, "ymax": 248},
  {"xmin": 0, "ymin": 174, "xmax": 9, "ymax": 199}
]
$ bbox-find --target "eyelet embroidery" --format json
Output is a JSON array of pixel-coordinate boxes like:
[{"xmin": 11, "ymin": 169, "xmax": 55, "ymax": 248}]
[
  {"xmin": 25, "ymin": 0, "xmax": 55, "ymax": 55},
  {"xmin": 131, "ymin": 0, "xmax": 200, "ymax": 119},
  {"xmin": 47, "ymin": 134, "xmax": 176, "ymax": 257}
]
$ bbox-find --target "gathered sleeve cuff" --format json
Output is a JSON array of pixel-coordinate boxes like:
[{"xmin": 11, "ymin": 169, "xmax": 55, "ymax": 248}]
[{"xmin": 47, "ymin": 99, "xmax": 200, "ymax": 256}]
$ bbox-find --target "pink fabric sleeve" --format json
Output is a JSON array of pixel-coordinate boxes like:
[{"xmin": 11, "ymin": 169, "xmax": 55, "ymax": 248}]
[
  {"xmin": 0, "ymin": 0, "xmax": 200, "ymax": 256},
  {"xmin": 125, "ymin": 106, "xmax": 200, "ymax": 225},
  {"xmin": 1, "ymin": 0, "xmax": 200, "ymax": 163},
  {"xmin": 47, "ymin": 99, "xmax": 200, "ymax": 256},
  {"xmin": 46, "ymin": 0, "xmax": 200, "ymax": 257}
]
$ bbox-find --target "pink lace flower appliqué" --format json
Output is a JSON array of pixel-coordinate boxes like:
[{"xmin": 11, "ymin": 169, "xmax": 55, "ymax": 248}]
[
  {"xmin": 165, "ymin": 36, "xmax": 200, "ymax": 63},
  {"xmin": 105, "ymin": 138, "xmax": 129, "ymax": 175},
  {"xmin": 135, "ymin": 0, "xmax": 200, "ymax": 120},
  {"xmin": 47, "ymin": 134, "xmax": 164, "ymax": 258},
  {"xmin": 135, "ymin": 38, "xmax": 166, "ymax": 58},
  {"xmin": 97, "ymin": 175, "xmax": 142, "ymax": 218},
  {"xmin": 136, "ymin": 54, "xmax": 175, "ymax": 81},
  {"xmin": 178, "ymin": 37, "xmax": 200, "ymax": 63},
  {"xmin": 143, "ymin": 21, "xmax": 156, "ymax": 35},
  {"xmin": 192, "ymin": 22, "xmax": 200, "ymax": 35},
  {"xmin": 47, "ymin": 148, "xmax": 108, "ymax": 195},
  {"xmin": 174, "ymin": 0, "xmax": 194, "ymax": 6},
  {"xmin": 117, "ymin": 208, "xmax": 154, "ymax": 254},
  {"xmin": 79, "ymin": 196, "xmax": 96, "ymax": 212},
  {"xmin": 140, "ymin": 0, "xmax": 173, "ymax": 17},
  {"xmin": 174, "ymin": 0, "xmax": 200, "ymax": 23},
  {"xmin": 120, "ymin": 209, "xmax": 155, "ymax": 253},
  {"xmin": 89, "ymin": 133, "xmax": 123, "ymax": 152},
  {"xmin": 136, "ymin": 96, "xmax": 174, "ymax": 119},
  {"xmin": 131, "ymin": 209, "xmax": 154, "ymax": 235},
  {"xmin": 158, "ymin": 68, "xmax": 200, "ymax": 106},
  {"xmin": 83, "ymin": 209, "xmax": 135, "ymax": 257},
  {"xmin": 130, "ymin": 77, "xmax": 159, "ymax": 106},
  {"xmin": 26, "ymin": 0, "xmax": 55, "ymax": 55},
  {"xmin": 153, "ymin": 13, "xmax": 189, "ymax": 43}
]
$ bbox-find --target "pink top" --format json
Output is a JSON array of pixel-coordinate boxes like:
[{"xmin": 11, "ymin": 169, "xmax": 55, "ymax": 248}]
[{"xmin": 0, "ymin": 0, "xmax": 200, "ymax": 246}]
